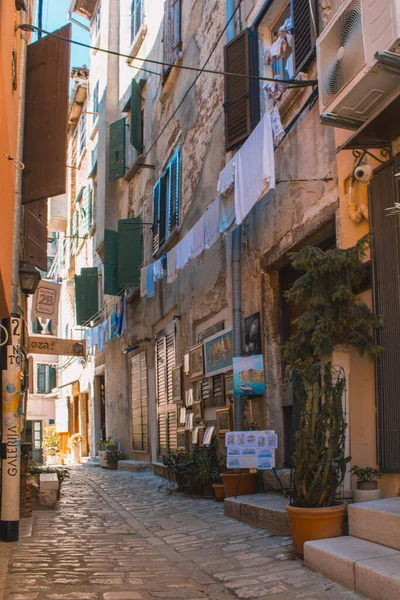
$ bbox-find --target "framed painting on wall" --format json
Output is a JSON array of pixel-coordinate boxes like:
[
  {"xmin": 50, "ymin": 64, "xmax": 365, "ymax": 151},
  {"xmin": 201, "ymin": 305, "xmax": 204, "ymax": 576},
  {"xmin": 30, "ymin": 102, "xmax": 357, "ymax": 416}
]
[
  {"xmin": 171, "ymin": 365, "xmax": 182, "ymax": 403},
  {"xmin": 225, "ymin": 373, "xmax": 234, "ymax": 397},
  {"xmin": 204, "ymin": 329, "xmax": 233, "ymax": 377},
  {"xmin": 177, "ymin": 428, "xmax": 187, "ymax": 450},
  {"xmin": 216, "ymin": 407, "xmax": 232, "ymax": 435},
  {"xmin": 193, "ymin": 401, "xmax": 203, "ymax": 421},
  {"xmin": 190, "ymin": 344, "xmax": 204, "ymax": 379}
]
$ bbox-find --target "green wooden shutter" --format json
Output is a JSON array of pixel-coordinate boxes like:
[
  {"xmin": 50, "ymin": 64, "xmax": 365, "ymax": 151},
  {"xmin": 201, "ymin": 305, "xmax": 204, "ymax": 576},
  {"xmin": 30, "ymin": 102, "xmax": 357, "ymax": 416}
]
[
  {"xmin": 109, "ymin": 117, "xmax": 126, "ymax": 181},
  {"xmin": 130, "ymin": 79, "xmax": 143, "ymax": 153},
  {"xmin": 104, "ymin": 229, "xmax": 119, "ymax": 295},
  {"xmin": 118, "ymin": 217, "xmax": 142, "ymax": 289},
  {"xmin": 75, "ymin": 267, "xmax": 99, "ymax": 325},
  {"xmin": 168, "ymin": 147, "xmax": 180, "ymax": 234},
  {"xmin": 152, "ymin": 180, "xmax": 161, "ymax": 254},
  {"xmin": 49, "ymin": 366, "xmax": 56, "ymax": 391}
]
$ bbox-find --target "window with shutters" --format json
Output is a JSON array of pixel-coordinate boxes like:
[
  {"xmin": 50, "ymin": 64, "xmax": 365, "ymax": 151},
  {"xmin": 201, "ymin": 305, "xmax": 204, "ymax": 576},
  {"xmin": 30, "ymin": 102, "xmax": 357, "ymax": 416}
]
[
  {"xmin": 131, "ymin": 351, "xmax": 149, "ymax": 452},
  {"xmin": 130, "ymin": 79, "xmax": 143, "ymax": 153},
  {"xmin": 155, "ymin": 322, "xmax": 176, "ymax": 456},
  {"xmin": 104, "ymin": 218, "xmax": 143, "ymax": 295},
  {"xmin": 163, "ymin": 0, "xmax": 182, "ymax": 78},
  {"xmin": 78, "ymin": 187, "xmax": 92, "ymax": 239},
  {"xmin": 224, "ymin": 28, "xmax": 260, "ymax": 150},
  {"xmin": 131, "ymin": 0, "xmax": 144, "ymax": 44},
  {"xmin": 75, "ymin": 267, "xmax": 99, "ymax": 326},
  {"xmin": 109, "ymin": 118, "xmax": 126, "ymax": 181},
  {"xmin": 79, "ymin": 112, "xmax": 86, "ymax": 157},
  {"xmin": 92, "ymin": 3, "xmax": 101, "ymax": 39},
  {"xmin": 36, "ymin": 364, "xmax": 56, "ymax": 394},
  {"xmin": 272, "ymin": 6, "xmax": 293, "ymax": 80},
  {"xmin": 152, "ymin": 148, "xmax": 181, "ymax": 254},
  {"xmin": 92, "ymin": 82, "xmax": 99, "ymax": 124},
  {"xmin": 291, "ymin": 0, "xmax": 318, "ymax": 75}
]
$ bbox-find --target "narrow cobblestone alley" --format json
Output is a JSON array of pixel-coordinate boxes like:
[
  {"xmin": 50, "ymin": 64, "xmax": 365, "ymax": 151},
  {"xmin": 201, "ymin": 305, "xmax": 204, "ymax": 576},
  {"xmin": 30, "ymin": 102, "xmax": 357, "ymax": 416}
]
[{"xmin": 0, "ymin": 468, "xmax": 367, "ymax": 600}]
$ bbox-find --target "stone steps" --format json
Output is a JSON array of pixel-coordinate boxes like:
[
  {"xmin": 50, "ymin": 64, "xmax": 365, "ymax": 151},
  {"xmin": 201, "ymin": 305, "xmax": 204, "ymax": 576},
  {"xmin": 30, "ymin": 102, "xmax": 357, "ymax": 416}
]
[
  {"xmin": 348, "ymin": 497, "xmax": 400, "ymax": 551},
  {"xmin": 224, "ymin": 493, "xmax": 290, "ymax": 536},
  {"xmin": 305, "ymin": 536, "xmax": 400, "ymax": 600},
  {"xmin": 117, "ymin": 460, "xmax": 152, "ymax": 473}
]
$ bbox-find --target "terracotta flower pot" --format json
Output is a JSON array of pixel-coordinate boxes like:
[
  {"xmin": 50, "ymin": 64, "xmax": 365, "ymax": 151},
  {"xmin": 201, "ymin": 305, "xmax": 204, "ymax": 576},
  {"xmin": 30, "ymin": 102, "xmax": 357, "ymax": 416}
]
[
  {"xmin": 107, "ymin": 462, "xmax": 118, "ymax": 470},
  {"xmin": 212, "ymin": 483, "xmax": 225, "ymax": 501},
  {"xmin": 221, "ymin": 472, "xmax": 257, "ymax": 498},
  {"xmin": 286, "ymin": 503, "xmax": 346, "ymax": 556}
]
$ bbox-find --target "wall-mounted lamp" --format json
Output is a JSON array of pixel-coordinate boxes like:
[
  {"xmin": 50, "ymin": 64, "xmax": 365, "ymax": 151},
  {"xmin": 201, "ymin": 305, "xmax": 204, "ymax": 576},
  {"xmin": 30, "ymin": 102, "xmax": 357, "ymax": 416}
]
[{"xmin": 19, "ymin": 261, "xmax": 41, "ymax": 295}]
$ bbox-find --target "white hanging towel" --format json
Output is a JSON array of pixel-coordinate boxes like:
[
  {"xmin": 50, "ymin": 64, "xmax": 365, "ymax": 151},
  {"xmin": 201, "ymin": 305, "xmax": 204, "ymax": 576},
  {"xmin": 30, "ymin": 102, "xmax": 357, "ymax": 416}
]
[
  {"xmin": 140, "ymin": 267, "xmax": 147, "ymax": 297},
  {"xmin": 204, "ymin": 198, "xmax": 220, "ymax": 249},
  {"xmin": 190, "ymin": 214, "xmax": 205, "ymax": 259},
  {"xmin": 176, "ymin": 231, "xmax": 192, "ymax": 270},
  {"xmin": 234, "ymin": 111, "xmax": 275, "ymax": 225},
  {"xmin": 153, "ymin": 258, "xmax": 164, "ymax": 280},
  {"xmin": 167, "ymin": 245, "xmax": 178, "ymax": 283},
  {"xmin": 217, "ymin": 158, "xmax": 235, "ymax": 195},
  {"xmin": 219, "ymin": 193, "xmax": 235, "ymax": 233}
]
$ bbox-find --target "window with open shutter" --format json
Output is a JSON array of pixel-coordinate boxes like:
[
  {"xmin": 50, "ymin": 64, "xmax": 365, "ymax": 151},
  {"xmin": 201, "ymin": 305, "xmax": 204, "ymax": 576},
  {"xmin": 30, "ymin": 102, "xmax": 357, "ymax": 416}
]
[
  {"xmin": 369, "ymin": 154, "xmax": 400, "ymax": 473},
  {"xmin": 75, "ymin": 267, "xmax": 99, "ymax": 326},
  {"xmin": 104, "ymin": 229, "xmax": 119, "ymax": 295},
  {"xmin": 224, "ymin": 28, "xmax": 260, "ymax": 151},
  {"xmin": 79, "ymin": 187, "xmax": 92, "ymax": 237},
  {"xmin": 152, "ymin": 149, "xmax": 181, "ymax": 253},
  {"xmin": 130, "ymin": 79, "xmax": 143, "ymax": 153},
  {"xmin": 118, "ymin": 217, "xmax": 142, "ymax": 289},
  {"xmin": 109, "ymin": 118, "xmax": 126, "ymax": 181},
  {"xmin": 201, "ymin": 374, "xmax": 226, "ymax": 408},
  {"xmin": 131, "ymin": 351, "xmax": 149, "ymax": 452},
  {"xmin": 291, "ymin": 0, "xmax": 318, "ymax": 75},
  {"xmin": 163, "ymin": 0, "xmax": 182, "ymax": 76}
]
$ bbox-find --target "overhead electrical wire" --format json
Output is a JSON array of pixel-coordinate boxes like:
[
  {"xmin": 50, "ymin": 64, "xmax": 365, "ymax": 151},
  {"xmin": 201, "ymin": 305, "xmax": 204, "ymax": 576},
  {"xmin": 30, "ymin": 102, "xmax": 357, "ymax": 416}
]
[{"xmin": 18, "ymin": 23, "xmax": 318, "ymax": 87}]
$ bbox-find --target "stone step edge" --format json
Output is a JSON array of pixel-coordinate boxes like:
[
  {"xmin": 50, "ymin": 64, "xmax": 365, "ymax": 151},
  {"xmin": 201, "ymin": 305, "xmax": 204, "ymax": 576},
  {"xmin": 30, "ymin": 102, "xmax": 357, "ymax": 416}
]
[
  {"xmin": 224, "ymin": 494, "xmax": 290, "ymax": 536},
  {"xmin": 304, "ymin": 535, "xmax": 400, "ymax": 599}
]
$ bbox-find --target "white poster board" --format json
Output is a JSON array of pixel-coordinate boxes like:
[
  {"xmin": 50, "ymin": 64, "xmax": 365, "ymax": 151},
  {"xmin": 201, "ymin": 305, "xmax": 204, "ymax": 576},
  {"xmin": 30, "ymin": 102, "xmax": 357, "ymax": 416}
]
[
  {"xmin": 225, "ymin": 430, "xmax": 277, "ymax": 470},
  {"xmin": 55, "ymin": 398, "xmax": 69, "ymax": 433}
]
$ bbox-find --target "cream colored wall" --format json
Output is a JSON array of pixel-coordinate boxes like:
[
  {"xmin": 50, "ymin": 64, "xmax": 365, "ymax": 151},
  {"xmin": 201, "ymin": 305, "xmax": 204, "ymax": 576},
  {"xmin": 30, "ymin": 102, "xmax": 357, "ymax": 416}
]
[{"xmin": 335, "ymin": 129, "xmax": 400, "ymax": 497}]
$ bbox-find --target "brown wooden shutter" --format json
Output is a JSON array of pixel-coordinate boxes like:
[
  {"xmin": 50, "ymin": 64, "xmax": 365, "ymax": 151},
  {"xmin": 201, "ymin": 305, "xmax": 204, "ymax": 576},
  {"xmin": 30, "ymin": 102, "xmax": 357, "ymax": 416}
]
[
  {"xmin": 131, "ymin": 352, "xmax": 149, "ymax": 452},
  {"xmin": 158, "ymin": 413, "xmax": 167, "ymax": 457},
  {"xmin": 369, "ymin": 154, "xmax": 400, "ymax": 473},
  {"xmin": 291, "ymin": 0, "xmax": 318, "ymax": 75},
  {"xmin": 224, "ymin": 28, "xmax": 260, "ymax": 151},
  {"xmin": 212, "ymin": 374, "xmax": 226, "ymax": 407},
  {"xmin": 156, "ymin": 333, "xmax": 167, "ymax": 407},
  {"xmin": 23, "ymin": 199, "xmax": 47, "ymax": 271},
  {"xmin": 163, "ymin": 0, "xmax": 181, "ymax": 74},
  {"xmin": 165, "ymin": 321, "xmax": 176, "ymax": 403},
  {"xmin": 168, "ymin": 409, "xmax": 177, "ymax": 451},
  {"xmin": 201, "ymin": 377, "xmax": 211, "ymax": 408},
  {"xmin": 23, "ymin": 25, "xmax": 71, "ymax": 204}
]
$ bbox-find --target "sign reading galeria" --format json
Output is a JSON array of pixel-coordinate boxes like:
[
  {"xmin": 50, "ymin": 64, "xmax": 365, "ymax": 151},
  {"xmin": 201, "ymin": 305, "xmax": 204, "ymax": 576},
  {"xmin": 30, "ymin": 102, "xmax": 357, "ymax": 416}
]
[
  {"xmin": 32, "ymin": 280, "xmax": 61, "ymax": 326},
  {"xmin": 225, "ymin": 430, "xmax": 277, "ymax": 470},
  {"xmin": 29, "ymin": 336, "xmax": 86, "ymax": 357}
]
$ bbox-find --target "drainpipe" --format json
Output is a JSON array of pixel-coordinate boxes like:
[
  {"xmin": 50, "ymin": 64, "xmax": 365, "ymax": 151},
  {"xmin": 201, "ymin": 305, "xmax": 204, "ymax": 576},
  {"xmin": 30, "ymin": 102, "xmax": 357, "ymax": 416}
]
[
  {"xmin": 0, "ymin": 11, "xmax": 28, "ymax": 543},
  {"xmin": 232, "ymin": 226, "xmax": 243, "ymax": 430},
  {"xmin": 226, "ymin": 0, "xmax": 235, "ymax": 42}
]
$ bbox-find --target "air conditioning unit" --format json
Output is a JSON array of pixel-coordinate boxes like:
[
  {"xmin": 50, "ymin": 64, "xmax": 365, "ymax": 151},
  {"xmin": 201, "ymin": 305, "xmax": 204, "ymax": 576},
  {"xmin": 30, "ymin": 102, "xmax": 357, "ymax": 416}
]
[{"xmin": 317, "ymin": 0, "xmax": 400, "ymax": 127}]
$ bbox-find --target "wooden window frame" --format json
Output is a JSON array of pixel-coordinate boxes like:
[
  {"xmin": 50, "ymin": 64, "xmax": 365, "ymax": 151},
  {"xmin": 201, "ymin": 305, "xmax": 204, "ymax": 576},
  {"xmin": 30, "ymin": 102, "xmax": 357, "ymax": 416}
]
[{"xmin": 131, "ymin": 0, "xmax": 144, "ymax": 45}]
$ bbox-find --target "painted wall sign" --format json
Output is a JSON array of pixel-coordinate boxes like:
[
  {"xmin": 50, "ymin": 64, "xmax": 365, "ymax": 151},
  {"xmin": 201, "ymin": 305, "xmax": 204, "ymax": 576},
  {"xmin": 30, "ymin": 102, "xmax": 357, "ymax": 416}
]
[{"xmin": 32, "ymin": 280, "xmax": 61, "ymax": 326}]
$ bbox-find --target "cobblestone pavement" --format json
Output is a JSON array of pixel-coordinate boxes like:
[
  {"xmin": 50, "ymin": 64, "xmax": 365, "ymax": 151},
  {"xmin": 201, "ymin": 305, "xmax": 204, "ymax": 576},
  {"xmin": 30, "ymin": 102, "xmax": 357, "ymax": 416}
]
[{"xmin": 1, "ymin": 467, "xmax": 367, "ymax": 600}]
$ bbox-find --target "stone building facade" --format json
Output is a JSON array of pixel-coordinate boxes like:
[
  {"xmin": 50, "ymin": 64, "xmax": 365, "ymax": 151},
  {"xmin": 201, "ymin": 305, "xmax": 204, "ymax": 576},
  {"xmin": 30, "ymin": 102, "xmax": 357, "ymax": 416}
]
[{"xmin": 64, "ymin": 0, "xmax": 400, "ymax": 497}]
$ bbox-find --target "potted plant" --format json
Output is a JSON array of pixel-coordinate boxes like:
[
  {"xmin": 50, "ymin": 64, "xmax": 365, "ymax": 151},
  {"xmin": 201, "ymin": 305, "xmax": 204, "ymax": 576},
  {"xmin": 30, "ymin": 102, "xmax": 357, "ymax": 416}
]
[
  {"xmin": 351, "ymin": 465, "xmax": 382, "ymax": 502},
  {"xmin": 162, "ymin": 450, "xmax": 188, "ymax": 491},
  {"xmin": 105, "ymin": 447, "xmax": 127, "ymax": 469},
  {"xmin": 56, "ymin": 452, "xmax": 65, "ymax": 465},
  {"xmin": 97, "ymin": 438, "xmax": 117, "ymax": 468},
  {"xmin": 282, "ymin": 238, "xmax": 382, "ymax": 556},
  {"xmin": 192, "ymin": 442, "xmax": 221, "ymax": 498},
  {"xmin": 42, "ymin": 425, "xmax": 59, "ymax": 465},
  {"xmin": 68, "ymin": 433, "xmax": 83, "ymax": 463}
]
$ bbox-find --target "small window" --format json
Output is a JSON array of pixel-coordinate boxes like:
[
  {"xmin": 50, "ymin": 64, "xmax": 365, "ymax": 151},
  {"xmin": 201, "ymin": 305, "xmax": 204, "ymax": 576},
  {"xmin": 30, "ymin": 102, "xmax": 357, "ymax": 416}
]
[
  {"xmin": 131, "ymin": 0, "xmax": 144, "ymax": 44},
  {"xmin": 37, "ymin": 364, "xmax": 56, "ymax": 394},
  {"xmin": 92, "ymin": 82, "xmax": 99, "ymax": 123},
  {"xmin": 152, "ymin": 148, "xmax": 181, "ymax": 253},
  {"xmin": 162, "ymin": 0, "xmax": 181, "ymax": 76},
  {"xmin": 93, "ymin": 3, "xmax": 101, "ymax": 37},
  {"xmin": 79, "ymin": 113, "xmax": 86, "ymax": 156},
  {"xmin": 272, "ymin": 6, "xmax": 293, "ymax": 80}
]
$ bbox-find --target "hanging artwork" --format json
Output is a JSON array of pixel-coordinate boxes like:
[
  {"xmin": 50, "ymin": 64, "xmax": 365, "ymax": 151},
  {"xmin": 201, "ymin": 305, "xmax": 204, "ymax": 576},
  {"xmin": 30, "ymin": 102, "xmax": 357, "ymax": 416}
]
[
  {"xmin": 216, "ymin": 407, "xmax": 232, "ymax": 435},
  {"xmin": 204, "ymin": 329, "xmax": 233, "ymax": 376},
  {"xmin": 171, "ymin": 365, "xmax": 182, "ymax": 403},
  {"xmin": 233, "ymin": 355, "xmax": 265, "ymax": 396},
  {"xmin": 189, "ymin": 344, "xmax": 204, "ymax": 379},
  {"xmin": 193, "ymin": 401, "xmax": 203, "ymax": 421},
  {"xmin": 244, "ymin": 312, "xmax": 262, "ymax": 356}
]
